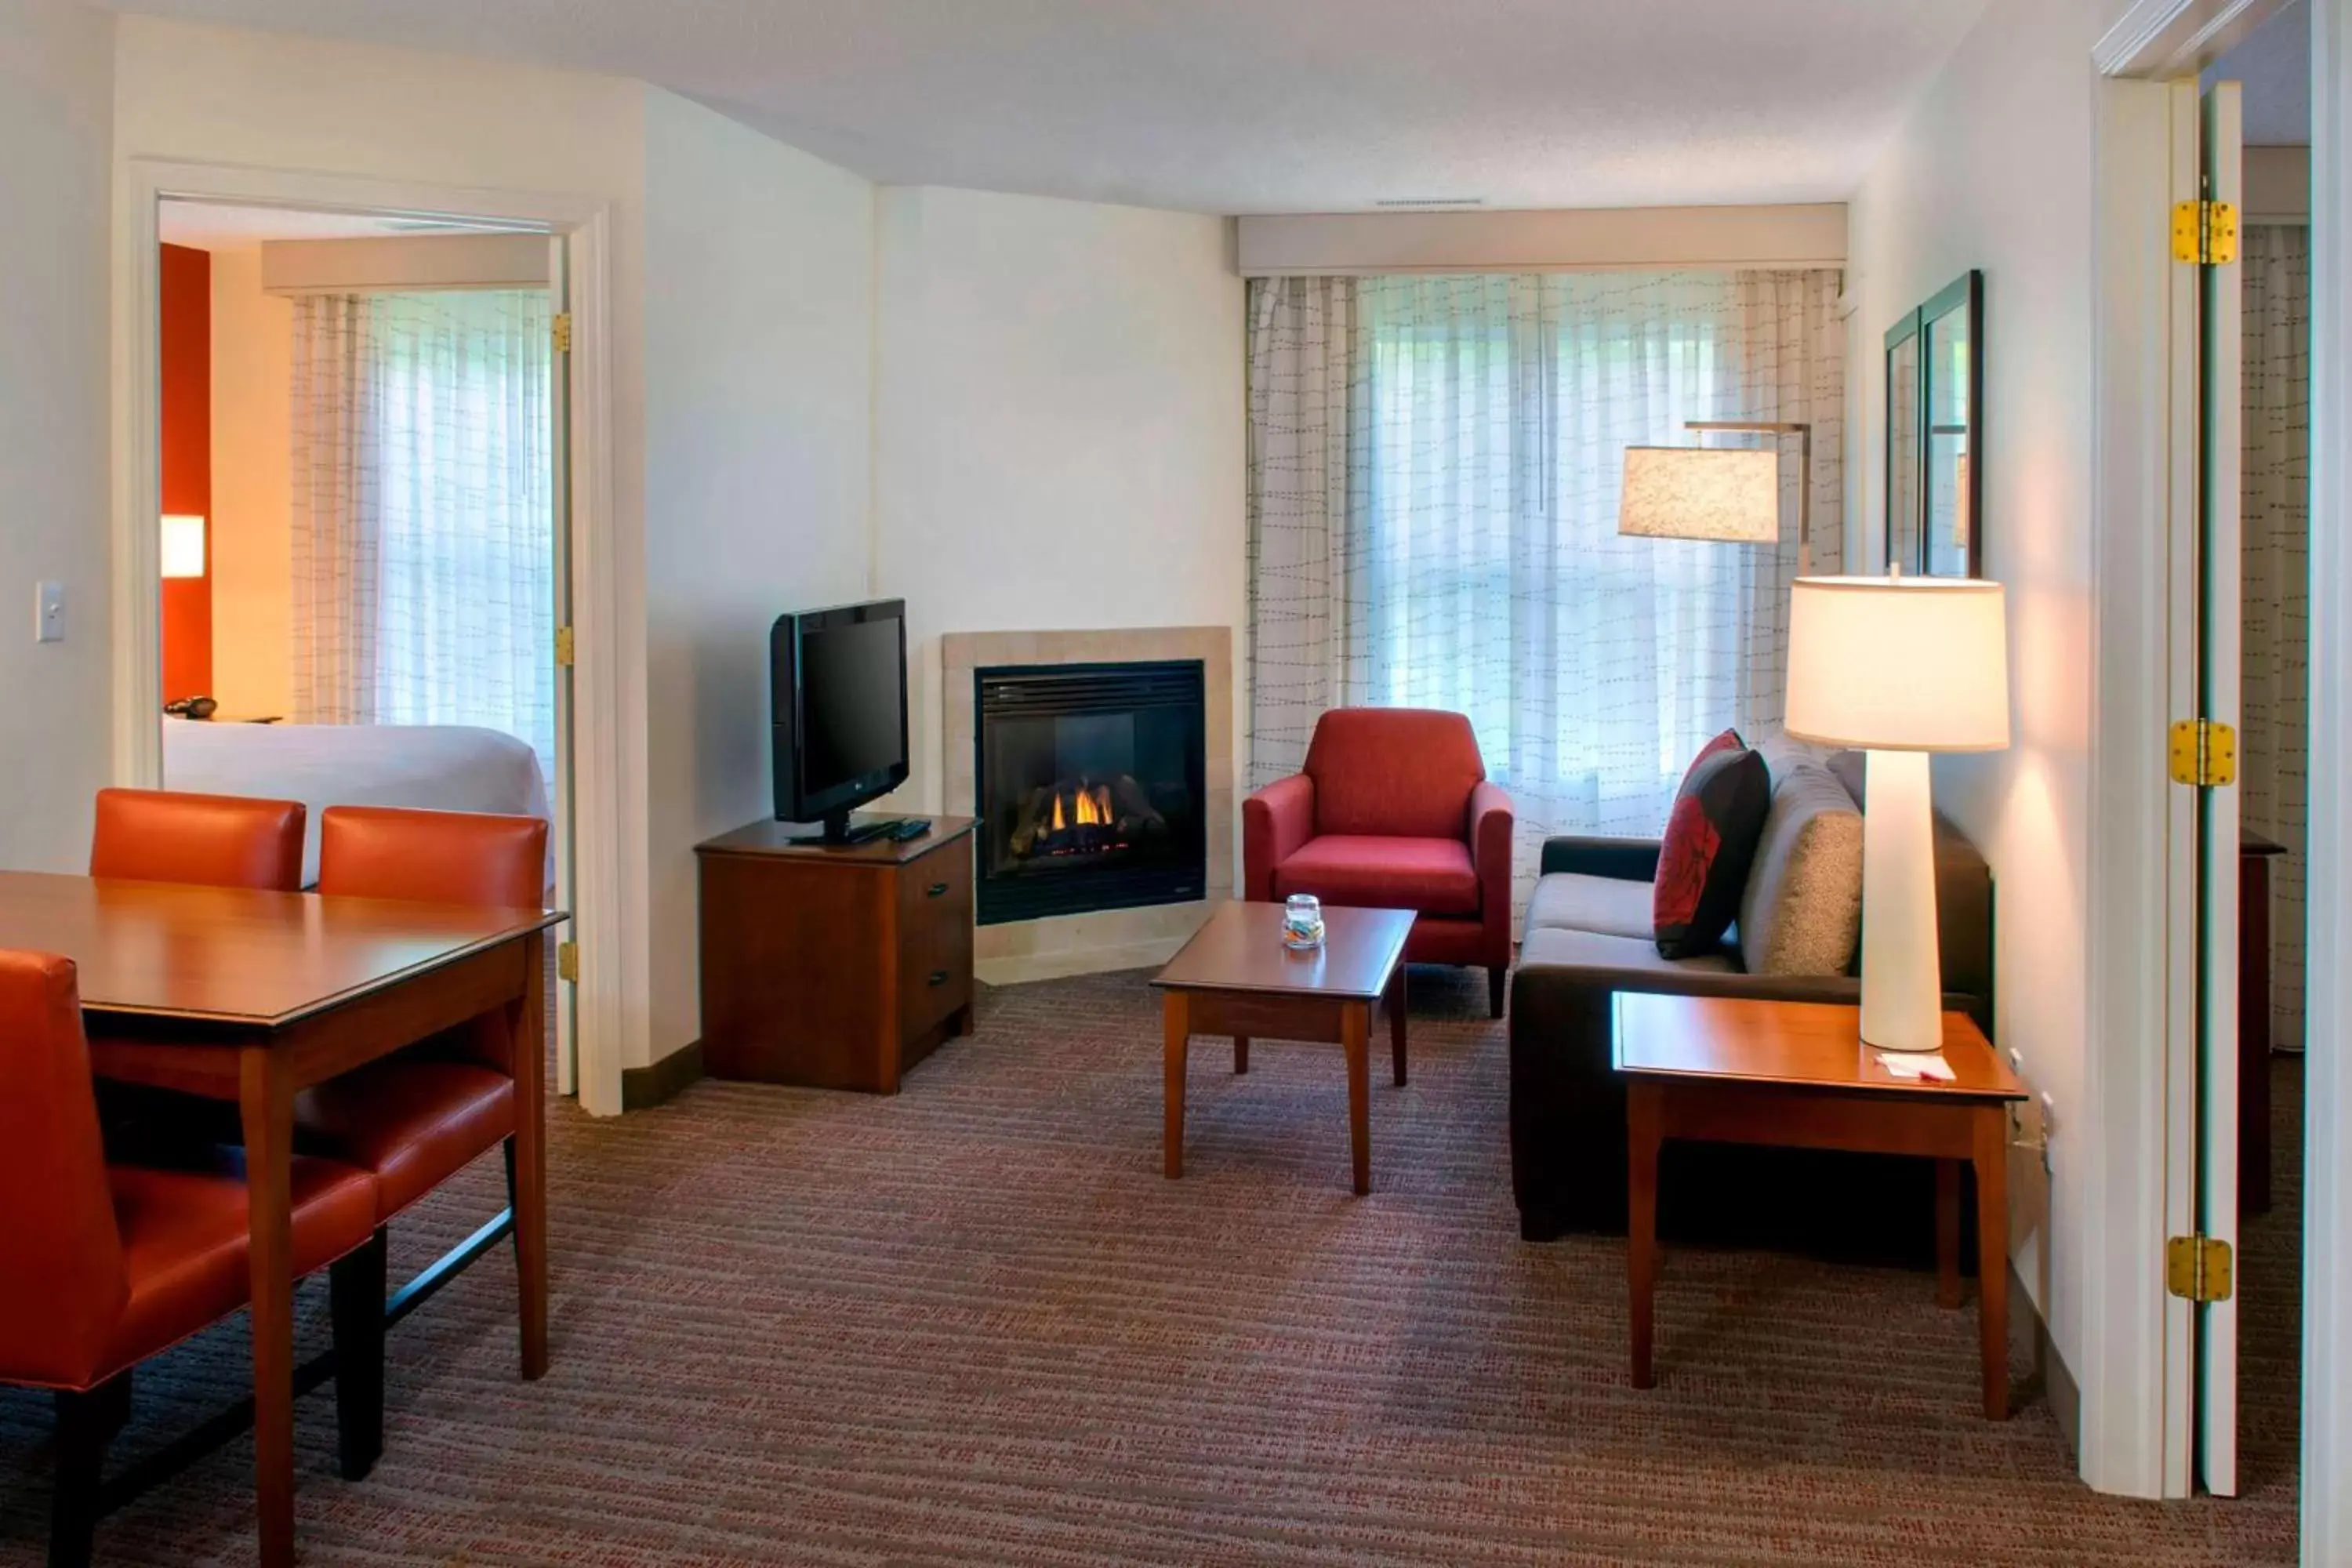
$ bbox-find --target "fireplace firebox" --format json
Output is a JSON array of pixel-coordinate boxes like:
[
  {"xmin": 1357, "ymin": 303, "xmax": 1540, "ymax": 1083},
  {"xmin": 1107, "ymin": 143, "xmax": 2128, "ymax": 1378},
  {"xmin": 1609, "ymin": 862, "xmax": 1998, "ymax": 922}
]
[{"xmin": 975, "ymin": 660, "xmax": 1206, "ymax": 925}]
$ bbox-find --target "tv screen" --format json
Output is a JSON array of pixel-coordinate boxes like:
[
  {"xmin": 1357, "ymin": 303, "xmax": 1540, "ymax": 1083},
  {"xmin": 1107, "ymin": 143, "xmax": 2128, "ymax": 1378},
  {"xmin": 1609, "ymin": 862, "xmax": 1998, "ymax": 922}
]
[
  {"xmin": 772, "ymin": 599, "xmax": 909, "ymax": 829},
  {"xmin": 800, "ymin": 617, "xmax": 904, "ymax": 794}
]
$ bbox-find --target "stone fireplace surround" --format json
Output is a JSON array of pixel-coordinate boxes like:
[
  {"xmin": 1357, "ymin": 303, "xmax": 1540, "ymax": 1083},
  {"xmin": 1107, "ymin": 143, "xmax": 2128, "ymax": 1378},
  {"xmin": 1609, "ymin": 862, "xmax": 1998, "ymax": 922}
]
[{"xmin": 941, "ymin": 626, "xmax": 1233, "ymax": 984}]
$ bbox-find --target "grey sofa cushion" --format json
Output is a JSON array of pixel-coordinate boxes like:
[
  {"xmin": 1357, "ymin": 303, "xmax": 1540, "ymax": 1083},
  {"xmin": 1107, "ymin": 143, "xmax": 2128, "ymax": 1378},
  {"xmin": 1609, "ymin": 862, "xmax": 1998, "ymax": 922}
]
[
  {"xmin": 1525, "ymin": 873, "xmax": 1656, "ymax": 940},
  {"xmin": 1737, "ymin": 750, "xmax": 1865, "ymax": 976},
  {"xmin": 1517, "ymin": 926, "xmax": 1738, "ymax": 985}
]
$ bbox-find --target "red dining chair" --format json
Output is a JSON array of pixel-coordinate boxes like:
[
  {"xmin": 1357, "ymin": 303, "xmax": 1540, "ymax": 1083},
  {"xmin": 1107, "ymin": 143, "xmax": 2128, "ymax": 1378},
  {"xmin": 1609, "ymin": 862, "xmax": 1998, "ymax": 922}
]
[
  {"xmin": 86, "ymin": 788, "xmax": 308, "ymax": 1156},
  {"xmin": 295, "ymin": 804, "xmax": 550, "ymax": 1472},
  {"xmin": 0, "ymin": 949, "xmax": 382, "ymax": 1568},
  {"xmin": 89, "ymin": 786, "xmax": 306, "ymax": 891}
]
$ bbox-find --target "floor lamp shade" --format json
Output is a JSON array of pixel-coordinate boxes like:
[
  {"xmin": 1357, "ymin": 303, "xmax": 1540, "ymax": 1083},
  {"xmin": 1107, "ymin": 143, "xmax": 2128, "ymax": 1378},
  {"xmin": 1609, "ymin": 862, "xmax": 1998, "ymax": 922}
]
[
  {"xmin": 1784, "ymin": 577, "xmax": 2009, "ymax": 1053},
  {"xmin": 1618, "ymin": 447, "xmax": 1780, "ymax": 543}
]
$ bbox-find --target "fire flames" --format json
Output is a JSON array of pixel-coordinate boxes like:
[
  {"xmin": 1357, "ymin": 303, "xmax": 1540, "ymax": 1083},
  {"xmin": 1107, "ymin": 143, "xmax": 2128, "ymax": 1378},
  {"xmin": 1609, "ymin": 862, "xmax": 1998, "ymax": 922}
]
[{"xmin": 1051, "ymin": 784, "xmax": 1116, "ymax": 834}]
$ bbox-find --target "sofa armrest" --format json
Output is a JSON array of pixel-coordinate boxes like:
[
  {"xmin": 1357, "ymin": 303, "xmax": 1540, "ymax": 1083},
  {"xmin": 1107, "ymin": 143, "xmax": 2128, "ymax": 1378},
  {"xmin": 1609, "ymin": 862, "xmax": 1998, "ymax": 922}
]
[
  {"xmin": 1241, "ymin": 774, "xmax": 1316, "ymax": 902},
  {"xmin": 1538, "ymin": 835, "xmax": 1661, "ymax": 882}
]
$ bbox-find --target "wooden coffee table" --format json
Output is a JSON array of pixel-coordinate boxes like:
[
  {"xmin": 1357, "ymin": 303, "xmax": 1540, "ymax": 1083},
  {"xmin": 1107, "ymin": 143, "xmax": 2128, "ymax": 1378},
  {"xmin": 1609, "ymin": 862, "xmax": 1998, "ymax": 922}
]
[
  {"xmin": 1152, "ymin": 902, "xmax": 1415, "ymax": 1195},
  {"xmin": 1613, "ymin": 993, "xmax": 2027, "ymax": 1418}
]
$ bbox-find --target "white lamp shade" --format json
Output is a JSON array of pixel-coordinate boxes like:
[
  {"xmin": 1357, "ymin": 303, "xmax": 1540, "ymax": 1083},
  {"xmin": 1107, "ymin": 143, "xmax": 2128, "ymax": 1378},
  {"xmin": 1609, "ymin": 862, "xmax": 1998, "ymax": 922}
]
[
  {"xmin": 1785, "ymin": 575, "xmax": 2009, "ymax": 752},
  {"xmin": 160, "ymin": 514, "xmax": 206, "ymax": 579},
  {"xmin": 1617, "ymin": 446, "xmax": 1780, "ymax": 543}
]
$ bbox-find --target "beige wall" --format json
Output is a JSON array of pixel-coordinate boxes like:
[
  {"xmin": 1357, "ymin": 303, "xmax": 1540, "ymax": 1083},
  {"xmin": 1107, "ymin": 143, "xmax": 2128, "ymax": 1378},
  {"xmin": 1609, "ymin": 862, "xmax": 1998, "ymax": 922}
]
[
  {"xmin": 1846, "ymin": 0, "xmax": 2143, "ymax": 1410},
  {"xmin": 0, "ymin": 0, "xmax": 112, "ymax": 872},
  {"xmin": 640, "ymin": 87, "xmax": 877, "ymax": 1058},
  {"xmin": 206, "ymin": 243, "xmax": 293, "ymax": 719},
  {"xmin": 871, "ymin": 187, "xmax": 1247, "ymax": 844}
]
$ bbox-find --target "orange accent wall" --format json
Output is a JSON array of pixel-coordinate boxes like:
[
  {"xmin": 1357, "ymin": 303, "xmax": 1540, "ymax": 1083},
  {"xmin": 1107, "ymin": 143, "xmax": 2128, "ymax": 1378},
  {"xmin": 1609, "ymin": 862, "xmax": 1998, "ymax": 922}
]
[{"xmin": 159, "ymin": 243, "xmax": 212, "ymax": 703}]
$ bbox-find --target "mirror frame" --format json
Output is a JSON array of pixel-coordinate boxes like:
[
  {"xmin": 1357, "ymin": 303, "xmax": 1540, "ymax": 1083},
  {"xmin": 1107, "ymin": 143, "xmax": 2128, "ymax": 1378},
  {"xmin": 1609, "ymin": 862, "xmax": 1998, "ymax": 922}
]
[{"xmin": 1883, "ymin": 270, "xmax": 1985, "ymax": 578}]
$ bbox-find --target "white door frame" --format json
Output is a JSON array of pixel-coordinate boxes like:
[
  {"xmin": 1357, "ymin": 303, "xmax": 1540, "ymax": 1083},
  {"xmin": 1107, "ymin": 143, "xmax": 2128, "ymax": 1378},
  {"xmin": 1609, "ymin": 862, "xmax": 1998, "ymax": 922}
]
[
  {"xmin": 2093, "ymin": 2, "xmax": 2352, "ymax": 1555},
  {"xmin": 113, "ymin": 158, "xmax": 627, "ymax": 1117},
  {"xmin": 2302, "ymin": 2, "xmax": 2352, "ymax": 1555},
  {"xmin": 2082, "ymin": 64, "xmax": 2197, "ymax": 1501}
]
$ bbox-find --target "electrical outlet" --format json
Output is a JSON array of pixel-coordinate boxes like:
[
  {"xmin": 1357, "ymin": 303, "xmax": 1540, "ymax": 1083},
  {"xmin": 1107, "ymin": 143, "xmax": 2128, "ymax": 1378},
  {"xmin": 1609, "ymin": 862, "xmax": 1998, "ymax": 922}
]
[{"xmin": 34, "ymin": 581, "xmax": 64, "ymax": 644}]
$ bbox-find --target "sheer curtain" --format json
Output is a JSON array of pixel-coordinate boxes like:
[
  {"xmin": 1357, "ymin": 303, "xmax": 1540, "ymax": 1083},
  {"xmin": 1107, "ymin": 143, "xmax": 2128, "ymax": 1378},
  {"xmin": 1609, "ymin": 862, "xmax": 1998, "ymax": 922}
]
[
  {"xmin": 2241, "ymin": 223, "xmax": 2310, "ymax": 1051},
  {"xmin": 291, "ymin": 289, "xmax": 557, "ymax": 780},
  {"xmin": 1246, "ymin": 270, "xmax": 1844, "ymax": 910}
]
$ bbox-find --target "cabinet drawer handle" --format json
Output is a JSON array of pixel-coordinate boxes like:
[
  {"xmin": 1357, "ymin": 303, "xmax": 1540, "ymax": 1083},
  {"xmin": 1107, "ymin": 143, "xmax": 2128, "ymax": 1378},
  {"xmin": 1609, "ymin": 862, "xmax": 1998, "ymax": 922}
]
[
  {"xmin": 927, "ymin": 969, "xmax": 950, "ymax": 987},
  {"xmin": 926, "ymin": 881, "xmax": 949, "ymax": 898}
]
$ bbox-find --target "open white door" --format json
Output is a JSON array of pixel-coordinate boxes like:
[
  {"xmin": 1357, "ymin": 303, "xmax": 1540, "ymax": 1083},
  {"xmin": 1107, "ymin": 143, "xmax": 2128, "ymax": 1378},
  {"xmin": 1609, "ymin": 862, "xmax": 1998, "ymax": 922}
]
[
  {"xmin": 2180, "ymin": 76, "xmax": 2245, "ymax": 1497},
  {"xmin": 547, "ymin": 234, "xmax": 579, "ymax": 1098}
]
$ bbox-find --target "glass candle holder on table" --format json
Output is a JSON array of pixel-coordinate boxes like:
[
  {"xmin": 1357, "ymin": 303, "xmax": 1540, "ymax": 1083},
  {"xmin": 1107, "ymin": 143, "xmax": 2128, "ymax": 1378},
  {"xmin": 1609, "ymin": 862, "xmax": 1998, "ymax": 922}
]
[{"xmin": 1282, "ymin": 894, "xmax": 1325, "ymax": 951}]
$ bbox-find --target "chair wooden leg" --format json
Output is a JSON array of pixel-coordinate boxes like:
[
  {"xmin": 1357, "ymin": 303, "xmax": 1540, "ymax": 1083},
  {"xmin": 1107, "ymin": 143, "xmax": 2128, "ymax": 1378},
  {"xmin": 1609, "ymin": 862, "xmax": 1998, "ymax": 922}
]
[
  {"xmin": 1487, "ymin": 966, "xmax": 1508, "ymax": 1019},
  {"xmin": 329, "ymin": 1228, "xmax": 388, "ymax": 1482},
  {"xmin": 50, "ymin": 1375, "xmax": 128, "ymax": 1568}
]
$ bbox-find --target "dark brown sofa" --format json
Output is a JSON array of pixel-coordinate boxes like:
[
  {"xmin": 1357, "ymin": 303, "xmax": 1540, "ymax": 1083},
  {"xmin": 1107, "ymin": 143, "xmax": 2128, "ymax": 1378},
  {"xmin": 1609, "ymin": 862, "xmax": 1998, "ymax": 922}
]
[{"xmin": 1508, "ymin": 749, "xmax": 1994, "ymax": 1250}]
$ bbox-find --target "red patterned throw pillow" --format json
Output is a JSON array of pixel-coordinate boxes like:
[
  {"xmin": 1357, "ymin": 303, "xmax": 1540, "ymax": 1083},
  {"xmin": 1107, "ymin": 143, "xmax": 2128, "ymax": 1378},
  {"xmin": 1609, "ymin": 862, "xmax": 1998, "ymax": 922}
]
[{"xmin": 1653, "ymin": 737, "xmax": 1772, "ymax": 959}]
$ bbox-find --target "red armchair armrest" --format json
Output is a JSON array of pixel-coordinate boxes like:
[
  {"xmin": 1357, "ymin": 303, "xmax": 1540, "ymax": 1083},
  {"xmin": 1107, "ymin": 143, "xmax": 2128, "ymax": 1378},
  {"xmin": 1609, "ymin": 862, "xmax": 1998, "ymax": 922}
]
[
  {"xmin": 1242, "ymin": 774, "xmax": 1316, "ymax": 902},
  {"xmin": 1468, "ymin": 780, "xmax": 1515, "ymax": 966}
]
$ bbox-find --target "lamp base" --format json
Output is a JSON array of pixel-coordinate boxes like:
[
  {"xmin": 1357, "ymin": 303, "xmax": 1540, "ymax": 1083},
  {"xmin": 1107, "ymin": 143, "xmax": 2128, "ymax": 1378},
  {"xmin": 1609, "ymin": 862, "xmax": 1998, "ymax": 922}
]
[{"xmin": 1858, "ymin": 748, "xmax": 1944, "ymax": 1055}]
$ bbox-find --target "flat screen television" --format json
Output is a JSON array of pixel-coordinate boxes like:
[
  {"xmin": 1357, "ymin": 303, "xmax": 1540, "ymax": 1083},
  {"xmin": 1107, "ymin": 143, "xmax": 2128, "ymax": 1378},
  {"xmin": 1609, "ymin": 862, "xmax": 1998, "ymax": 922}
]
[{"xmin": 771, "ymin": 598, "xmax": 909, "ymax": 842}]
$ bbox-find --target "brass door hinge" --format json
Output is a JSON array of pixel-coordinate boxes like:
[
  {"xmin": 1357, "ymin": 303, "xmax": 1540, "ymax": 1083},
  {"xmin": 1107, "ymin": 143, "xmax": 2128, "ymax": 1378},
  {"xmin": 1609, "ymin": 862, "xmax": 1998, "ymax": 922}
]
[
  {"xmin": 550, "ymin": 312, "xmax": 573, "ymax": 353},
  {"xmin": 554, "ymin": 625, "xmax": 575, "ymax": 667},
  {"xmin": 2166, "ymin": 1234, "xmax": 2234, "ymax": 1302},
  {"xmin": 2172, "ymin": 200, "xmax": 2238, "ymax": 265},
  {"xmin": 2169, "ymin": 718, "xmax": 2238, "ymax": 786},
  {"xmin": 557, "ymin": 941, "xmax": 579, "ymax": 983}
]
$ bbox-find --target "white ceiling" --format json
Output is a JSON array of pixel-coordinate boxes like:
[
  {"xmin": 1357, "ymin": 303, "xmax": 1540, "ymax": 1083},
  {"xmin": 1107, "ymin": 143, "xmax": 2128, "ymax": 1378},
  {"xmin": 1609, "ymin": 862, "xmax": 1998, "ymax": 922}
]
[
  {"xmin": 2210, "ymin": 0, "xmax": 2310, "ymax": 145},
  {"xmin": 156, "ymin": 201, "xmax": 524, "ymax": 248},
  {"xmin": 104, "ymin": 0, "xmax": 1998, "ymax": 214}
]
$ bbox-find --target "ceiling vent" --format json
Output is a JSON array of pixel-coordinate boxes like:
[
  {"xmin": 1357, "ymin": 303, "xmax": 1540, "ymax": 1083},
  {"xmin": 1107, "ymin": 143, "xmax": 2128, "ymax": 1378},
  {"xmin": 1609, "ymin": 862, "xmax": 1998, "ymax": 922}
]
[{"xmin": 1373, "ymin": 197, "xmax": 1487, "ymax": 209}]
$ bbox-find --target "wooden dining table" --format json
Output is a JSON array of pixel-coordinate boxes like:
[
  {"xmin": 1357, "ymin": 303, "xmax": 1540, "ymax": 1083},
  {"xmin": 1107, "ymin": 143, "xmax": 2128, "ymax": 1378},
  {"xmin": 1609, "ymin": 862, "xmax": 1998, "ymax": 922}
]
[{"xmin": 0, "ymin": 869, "xmax": 564, "ymax": 1567}]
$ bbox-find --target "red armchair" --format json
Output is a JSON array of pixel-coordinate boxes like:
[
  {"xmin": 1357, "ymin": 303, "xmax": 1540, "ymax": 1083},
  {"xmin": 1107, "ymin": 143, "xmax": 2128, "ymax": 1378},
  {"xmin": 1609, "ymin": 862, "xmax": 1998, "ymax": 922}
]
[{"xmin": 1243, "ymin": 708, "xmax": 1515, "ymax": 1016}]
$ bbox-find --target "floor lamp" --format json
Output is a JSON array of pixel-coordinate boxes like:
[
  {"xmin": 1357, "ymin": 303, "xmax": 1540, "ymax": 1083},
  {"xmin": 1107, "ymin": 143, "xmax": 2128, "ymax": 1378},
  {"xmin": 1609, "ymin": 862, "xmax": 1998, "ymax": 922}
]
[
  {"xmin": 1617, "ymin": 420, "xmax": 1813, "ymax": 572},
  {"xmin": 1783, "ymin": 575, "xmax": 2010, "ymax": 1053}
]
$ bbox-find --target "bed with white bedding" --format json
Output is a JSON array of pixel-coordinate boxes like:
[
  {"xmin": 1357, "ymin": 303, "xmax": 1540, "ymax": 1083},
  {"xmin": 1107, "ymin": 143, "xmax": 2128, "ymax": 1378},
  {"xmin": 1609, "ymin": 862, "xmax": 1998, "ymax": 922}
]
[{"xmin": 163, "ymin": 718, "xmax": 554, "ymax": 887}]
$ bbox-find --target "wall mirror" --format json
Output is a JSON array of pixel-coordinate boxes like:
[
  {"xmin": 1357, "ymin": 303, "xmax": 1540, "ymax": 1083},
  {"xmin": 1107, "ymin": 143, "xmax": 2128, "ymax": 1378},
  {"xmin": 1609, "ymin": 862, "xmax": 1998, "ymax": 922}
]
[
  {"xmin": 1884, "ymin": 270, "xmax": 1984, "ymax": 577},
  {"xmin": 1884, "ymin": 316, "xmax": 1922, "ymax": 574}
]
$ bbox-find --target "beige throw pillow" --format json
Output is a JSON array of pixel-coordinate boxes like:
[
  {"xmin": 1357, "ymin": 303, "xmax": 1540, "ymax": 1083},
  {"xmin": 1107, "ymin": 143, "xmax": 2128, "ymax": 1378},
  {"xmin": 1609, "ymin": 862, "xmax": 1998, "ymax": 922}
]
[{"xmin": 1737, "ymin": 757, "xmax": 1864, "ymax": 976}]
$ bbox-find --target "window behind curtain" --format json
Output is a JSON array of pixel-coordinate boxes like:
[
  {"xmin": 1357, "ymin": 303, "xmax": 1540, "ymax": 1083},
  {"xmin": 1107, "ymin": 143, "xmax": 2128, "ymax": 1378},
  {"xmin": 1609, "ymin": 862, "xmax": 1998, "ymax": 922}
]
[
  {"xmin": 1246, "ymin": 270, "xmax": 1845, "ymax": 908},
  {"xmin": 291, "ymin": 289, "xmax": 557, "ymax": 781}
]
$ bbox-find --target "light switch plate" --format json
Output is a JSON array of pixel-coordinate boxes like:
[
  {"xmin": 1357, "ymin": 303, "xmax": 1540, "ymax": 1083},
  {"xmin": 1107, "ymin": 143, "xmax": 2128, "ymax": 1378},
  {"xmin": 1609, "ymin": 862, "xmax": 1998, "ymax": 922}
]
[{"xmin": 35, "ymin": 581, "xmax": 64, "ymax": 644}]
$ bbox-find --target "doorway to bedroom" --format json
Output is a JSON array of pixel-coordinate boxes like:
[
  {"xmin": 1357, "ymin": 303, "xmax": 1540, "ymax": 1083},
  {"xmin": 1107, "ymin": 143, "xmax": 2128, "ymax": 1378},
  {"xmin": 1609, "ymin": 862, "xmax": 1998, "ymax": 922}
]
[{"xmin": 148, "ymin": 197, "xmax": 583, "ymax": 1094}]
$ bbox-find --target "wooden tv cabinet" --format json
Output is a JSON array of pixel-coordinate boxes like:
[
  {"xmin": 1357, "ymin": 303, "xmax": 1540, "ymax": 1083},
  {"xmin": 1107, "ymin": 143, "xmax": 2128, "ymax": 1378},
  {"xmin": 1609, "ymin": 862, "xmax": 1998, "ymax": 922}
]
[{"xmin": 695, "ymin": 815, "xmax": 977, "ymax": 1093}]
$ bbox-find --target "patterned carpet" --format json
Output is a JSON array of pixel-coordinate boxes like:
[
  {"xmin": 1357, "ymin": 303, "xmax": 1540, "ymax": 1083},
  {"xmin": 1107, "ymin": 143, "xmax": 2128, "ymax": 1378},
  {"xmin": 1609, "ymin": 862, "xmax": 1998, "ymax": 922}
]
[{"xmin": 0, "ymin": 967, "xmax": 2306, "ymax": 1565}]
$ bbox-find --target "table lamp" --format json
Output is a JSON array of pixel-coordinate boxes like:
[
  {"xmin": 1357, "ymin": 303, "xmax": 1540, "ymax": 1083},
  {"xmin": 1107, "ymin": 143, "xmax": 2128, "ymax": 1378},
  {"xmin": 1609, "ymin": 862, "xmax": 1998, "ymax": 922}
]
[{"xmin": 1784, "ymin": 575, "xmax": 2009, "ymax": 1053}]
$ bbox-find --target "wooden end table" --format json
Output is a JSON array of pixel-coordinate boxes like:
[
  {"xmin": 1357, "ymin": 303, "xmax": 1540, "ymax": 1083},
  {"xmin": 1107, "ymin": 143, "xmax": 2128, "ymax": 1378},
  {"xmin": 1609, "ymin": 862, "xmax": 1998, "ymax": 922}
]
[
  {"xmin": 1613, "ymin": 993, "xmax": 2027, "ymax": 1419},
  {"xmin": 1152, "ymin": 902, "xmax": 1414, "ymax": 1195}
]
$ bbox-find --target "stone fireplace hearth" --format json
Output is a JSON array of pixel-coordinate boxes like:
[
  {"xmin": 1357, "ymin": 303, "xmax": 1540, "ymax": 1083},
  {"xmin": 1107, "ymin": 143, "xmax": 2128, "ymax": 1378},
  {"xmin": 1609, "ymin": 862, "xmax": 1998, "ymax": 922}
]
[{"xmin": 942, "ymin": 627, "xmax": 1233, "ymax": 983}]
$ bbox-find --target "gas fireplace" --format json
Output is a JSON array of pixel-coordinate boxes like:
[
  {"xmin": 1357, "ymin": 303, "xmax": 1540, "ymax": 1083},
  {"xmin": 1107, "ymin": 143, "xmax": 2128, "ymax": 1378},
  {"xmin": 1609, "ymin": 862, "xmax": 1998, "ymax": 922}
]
[{"xmin": 975, "ymin": 660, "xmax": 1206, "ymax": 924}]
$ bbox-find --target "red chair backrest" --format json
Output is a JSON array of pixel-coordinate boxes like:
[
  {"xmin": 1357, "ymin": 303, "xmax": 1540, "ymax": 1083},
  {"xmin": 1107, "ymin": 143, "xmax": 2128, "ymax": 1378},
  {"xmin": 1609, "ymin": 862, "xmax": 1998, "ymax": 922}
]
[
  {"xmin": 89, "ymin": 787, "xmax": 306, "ymax": 891},
  {"xmin": 318, "ymin": 805, "xmax": 547, "ymax": 910},
  {"xmin": 1302, "ymin": 708, "xmax": 1488, "ymax": 840},
  {"xmin": 0, "ymin": 952, "xmax": 129, "ymax": 1388}
]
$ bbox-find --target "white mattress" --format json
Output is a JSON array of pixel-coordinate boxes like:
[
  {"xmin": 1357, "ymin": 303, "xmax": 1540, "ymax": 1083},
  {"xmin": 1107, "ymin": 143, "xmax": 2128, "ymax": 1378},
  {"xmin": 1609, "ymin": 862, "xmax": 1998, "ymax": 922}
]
[{"xmin": 162, "ymin": 719, "xmax": 554, "ymax": 887}]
